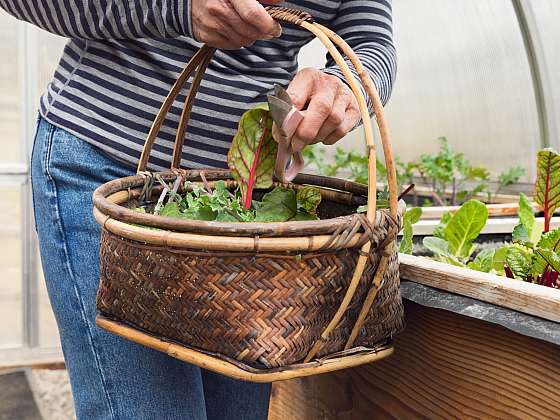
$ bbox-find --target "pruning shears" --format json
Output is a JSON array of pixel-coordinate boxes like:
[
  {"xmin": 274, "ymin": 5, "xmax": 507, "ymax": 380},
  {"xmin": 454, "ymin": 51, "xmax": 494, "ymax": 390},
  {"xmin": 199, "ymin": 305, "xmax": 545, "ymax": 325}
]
[{"xmin": 267, "ymin": 85, "xmax": 305, "ymax": 183}]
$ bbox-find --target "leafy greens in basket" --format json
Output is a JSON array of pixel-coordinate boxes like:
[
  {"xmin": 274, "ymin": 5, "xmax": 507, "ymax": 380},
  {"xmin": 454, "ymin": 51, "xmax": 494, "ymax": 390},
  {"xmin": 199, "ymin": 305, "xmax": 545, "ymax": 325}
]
[{"xmin": 136, "ymin": 105, "xmax": 369, "ymax": 223}]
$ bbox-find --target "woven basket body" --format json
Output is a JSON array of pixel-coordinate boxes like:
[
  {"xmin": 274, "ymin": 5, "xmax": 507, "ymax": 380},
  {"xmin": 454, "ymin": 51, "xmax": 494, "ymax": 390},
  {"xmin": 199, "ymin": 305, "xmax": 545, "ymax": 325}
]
[{"xmin": 96, "ymin": 194, "xmax": 404, "ymax": 368}]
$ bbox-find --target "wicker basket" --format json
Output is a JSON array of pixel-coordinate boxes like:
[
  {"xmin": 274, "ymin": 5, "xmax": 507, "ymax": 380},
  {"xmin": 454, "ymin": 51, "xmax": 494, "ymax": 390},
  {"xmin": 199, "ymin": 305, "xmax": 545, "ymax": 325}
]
[{"xmin": 93, "ymin": 6, "xmax": 405, "ymax": 382}]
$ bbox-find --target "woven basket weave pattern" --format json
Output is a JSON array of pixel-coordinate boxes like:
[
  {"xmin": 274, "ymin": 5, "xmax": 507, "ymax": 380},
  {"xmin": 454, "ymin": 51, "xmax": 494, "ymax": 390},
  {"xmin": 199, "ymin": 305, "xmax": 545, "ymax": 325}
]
[{"xmin": 97, "ymin": 209, "xmax": 402, "ymax": 368}]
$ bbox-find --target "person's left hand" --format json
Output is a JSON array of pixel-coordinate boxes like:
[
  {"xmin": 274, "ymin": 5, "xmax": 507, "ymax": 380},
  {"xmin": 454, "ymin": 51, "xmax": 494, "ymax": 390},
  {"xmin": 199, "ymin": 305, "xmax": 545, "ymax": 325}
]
[{"xmin": 286, "ymin": 68, "xmax": 360, "ymax": 152}]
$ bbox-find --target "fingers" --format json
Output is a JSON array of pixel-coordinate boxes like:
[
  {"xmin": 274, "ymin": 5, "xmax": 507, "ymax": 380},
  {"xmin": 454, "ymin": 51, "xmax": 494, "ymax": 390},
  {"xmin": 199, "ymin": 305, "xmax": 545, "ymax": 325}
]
[
  {"xmin": 315, "ymin": 84, "xmax": 351, "ymax": 141},
  {"xmin": 230, "ymin": 0, "xmax": 282, "ymax": 37},
  {"xmin": 323, "ymin": 103, "xmax": 360, "ymax": 145},
  {"xmin": 286, "ymin": 68, "xmax": 361, "ymax": 151},
  {"xmin": 192, "ymin": 0, "xmax": 282, "ymax": 49}
]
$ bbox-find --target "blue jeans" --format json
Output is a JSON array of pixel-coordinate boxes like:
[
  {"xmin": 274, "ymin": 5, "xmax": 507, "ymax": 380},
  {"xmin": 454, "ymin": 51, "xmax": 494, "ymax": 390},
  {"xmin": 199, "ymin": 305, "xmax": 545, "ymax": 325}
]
[{"xmin": 31, "ymin": 118, "xmax": 271, "ymax": 420}]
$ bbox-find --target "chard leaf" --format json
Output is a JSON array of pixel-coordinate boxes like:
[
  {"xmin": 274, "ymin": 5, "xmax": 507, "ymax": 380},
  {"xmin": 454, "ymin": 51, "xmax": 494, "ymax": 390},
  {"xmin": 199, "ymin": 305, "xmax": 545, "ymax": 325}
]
[
  {"xmin": 227, "ymin": 104, "xmax": 277, "ymax": 208},
  {"xmin": 399, "ymin": 207, "xmax": 422, "ymax": 254},
  {"xmin": 535, "ymin": 148, "xmax": 560, "ymax": 232},
  {"xmin": 443, "ymin": 199, "xmax": 488, "ymax": 259},
  {"xmin": 434, "ymin": 211, "xmax": 452, "ymax": 239},
  {"xmin": 183, "ymin": 206, "xmax": 216, "ymax": 221},
  {"xmin": 518, "ymin": 193, "xmax": 535, "ymax": 233},
  {"xmin": 535, "ymin": 249, "xmax": 560, "ymax": 273},
  {"xmin": 160, "ymin": 202, "xmax": 187, "ymax": 218},
  {"xmin": 492, "ymin": 246, "xmax": 510, "ymax": 275},
  {"xmin": 423, "ymin": 236, "xmax": 451, "ymax": 257},
  {"xmin": 255, "ymin": 187, "xmax": 297, "ymax": 222},
  {"xmin": 531, "ymin": 228, "xmax": 560, "ymax": 276},
  {"xmin": 505, "ymin": 246, "xmax": 532, "ymax": 279},
  {"xmin": 467, "ymin": 248, "xmax": 495, "ymax": 273},
  {"xmin": 296, "ymin": 186, "xmax": 322, "ymax": 214},
  {"xmin": 512, "ymin": 224, "xmax": 530, "ymax": 243},
  {"xmin": 423, "ymin": 237, "xmax": 464, "ymax": 266},
  {"xmin": 514, "ymin": 193, "xmax": 542, "ymax": 245}
]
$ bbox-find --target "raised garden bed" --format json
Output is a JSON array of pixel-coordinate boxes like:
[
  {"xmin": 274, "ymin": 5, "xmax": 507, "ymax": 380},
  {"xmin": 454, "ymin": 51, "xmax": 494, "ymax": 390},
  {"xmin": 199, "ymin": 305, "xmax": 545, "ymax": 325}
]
[{"xmin": 269, "ymin": 295, "xmax": 560, "ymax": 419}]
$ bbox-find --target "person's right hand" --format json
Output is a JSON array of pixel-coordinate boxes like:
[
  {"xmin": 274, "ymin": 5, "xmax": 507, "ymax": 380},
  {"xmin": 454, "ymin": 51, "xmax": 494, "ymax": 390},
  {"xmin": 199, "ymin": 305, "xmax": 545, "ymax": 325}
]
[{"xmin": 191, "ymin": 0, "xmax": 283, "ymax": 49}]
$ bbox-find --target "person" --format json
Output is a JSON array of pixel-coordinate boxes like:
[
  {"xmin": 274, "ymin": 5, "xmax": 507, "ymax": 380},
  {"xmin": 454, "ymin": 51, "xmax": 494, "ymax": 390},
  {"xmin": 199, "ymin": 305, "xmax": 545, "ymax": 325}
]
[{"xmin": 0, "ymin": 0, "xmax": 396, "ymax": 419}]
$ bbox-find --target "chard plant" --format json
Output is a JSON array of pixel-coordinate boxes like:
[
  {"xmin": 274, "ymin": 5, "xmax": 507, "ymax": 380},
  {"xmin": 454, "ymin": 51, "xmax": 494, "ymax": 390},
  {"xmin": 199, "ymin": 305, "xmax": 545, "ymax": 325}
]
[
  {"xmin": 422, "ymin": 148, "xmax": 560, "ymax": 289},
  {"xmin": 304, "ymin": 138, "xmax": 526, "ymax": 207},
  {"xmin": 138, "ymin": 105, "xmax": 328, "ymax": 223}
]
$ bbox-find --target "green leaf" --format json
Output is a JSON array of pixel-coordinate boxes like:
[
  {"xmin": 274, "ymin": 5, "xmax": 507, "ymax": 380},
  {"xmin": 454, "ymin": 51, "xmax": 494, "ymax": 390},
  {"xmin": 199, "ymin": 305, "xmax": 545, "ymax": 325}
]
[
  {"xmin": 227, "ymin": 104, "xmax": 277, "ymax": 204},
  {"xmin": 443, "ymin": 200, "xmax": 488, "ymax": 258},
  {"xmin": 512, "ymin": 224, "xmax": 530, "ymax": 243},
  {"xmin": 515, "ymin": 192, "xmax": 541, "ymax": 245},
  {"xmin": 434, "ymin": 211, "xmax": 452, "ymax": 239},
  {"xmin": 531, "ymin": 228, "xmax": 560, "ymax": 276},
  {"xmin": 254, "ymin": 187, "xmax": 297, "ymax": 222},
  {"xmin": 498, "ymin": 166, "xmax": 525, "ymax": 188},
  {"xmin": 492, "ymin": 246, "xmax": 510, "ymax": 275},
  {"xmin": 423, "ymin": 237, "xmax": 464, "ymax": 267},
  {"xmin": 535, "ymin": 249, "xmax": 560, "ymax": 273},
  {"xmin": 535, "ymin": 148, "xmax": 560, "ymax": 231},
  {"xmin": 505, "ymin": 246, "xmax": 532, "ymax": 279},
  {"xmin": 184, "ymin": 206, "xmax": 217, "ymax": 221},
  {"xmin": 160, "ymin": 202, "xmax": 185, "ymax": 218},
  {"xmin": 423, "ymin": 236, "xmax": 451, "ymax": 256},
  {"xmin": 296, "ymin": 186, "xmax": 322, "ymax": 214},
  {"xmin": 468, "ymin": 248, "xmax": 495, "ymax": 273},
  {"xmin": 399, "ymin": 208, "xmax": 422, "ymax": 255},
  {"xmin": 422, "ymin": 236, "xmax": 451, "ymax": 257}
]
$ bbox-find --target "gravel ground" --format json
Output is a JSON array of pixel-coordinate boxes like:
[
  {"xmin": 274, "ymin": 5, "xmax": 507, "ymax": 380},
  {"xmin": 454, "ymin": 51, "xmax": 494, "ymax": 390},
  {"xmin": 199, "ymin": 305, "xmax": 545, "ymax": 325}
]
[{"xmin": 27, "ymin": 370, "xmax": 75, "ymax": 420}]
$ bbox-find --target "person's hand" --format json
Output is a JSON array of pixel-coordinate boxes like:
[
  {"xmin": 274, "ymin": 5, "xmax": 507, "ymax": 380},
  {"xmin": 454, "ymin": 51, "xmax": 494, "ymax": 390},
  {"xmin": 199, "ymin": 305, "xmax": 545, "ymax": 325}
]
[
  {"xmin": 287, "ymin": 68, "xmax": 360, "ymax": 152},
  {"xmin": 191, "ymin": 0, "xmax": 283, "ymax": 49}
]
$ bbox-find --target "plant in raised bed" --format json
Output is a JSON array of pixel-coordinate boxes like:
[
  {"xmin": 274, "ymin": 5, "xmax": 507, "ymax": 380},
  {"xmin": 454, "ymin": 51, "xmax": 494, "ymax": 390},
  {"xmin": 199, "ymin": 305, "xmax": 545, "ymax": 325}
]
[
  {"xmin": 421, "ymin": 199, "xmax": 489, "ymax": 267},
  {"xmin": 421, "ymin": 148, "xmax": 560, "ymax": 289},
  {"xmin": 304, "ymin": 138, "xmax": 526, "ymax": 207}
]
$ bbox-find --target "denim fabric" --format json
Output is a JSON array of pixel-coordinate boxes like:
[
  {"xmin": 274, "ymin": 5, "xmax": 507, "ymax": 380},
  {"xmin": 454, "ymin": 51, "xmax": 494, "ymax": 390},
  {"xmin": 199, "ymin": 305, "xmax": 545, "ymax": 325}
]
[{"xmin": 31, "ymin": 117, "xmax": 271, "ymax": 420}]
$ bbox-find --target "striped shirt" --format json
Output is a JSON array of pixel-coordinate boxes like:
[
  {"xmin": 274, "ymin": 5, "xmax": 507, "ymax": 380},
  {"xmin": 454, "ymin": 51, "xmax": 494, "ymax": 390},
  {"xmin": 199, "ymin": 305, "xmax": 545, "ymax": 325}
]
[{"xmin": 1, "ymin": 0, "xmax": 396, "ymax": 170}]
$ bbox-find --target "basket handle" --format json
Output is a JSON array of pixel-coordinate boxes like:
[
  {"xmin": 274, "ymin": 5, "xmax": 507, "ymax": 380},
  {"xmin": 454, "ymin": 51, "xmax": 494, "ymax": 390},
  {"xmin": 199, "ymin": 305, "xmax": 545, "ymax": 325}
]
[{"xmin": 136, "ymin": 6, "xmax": 400, "ymax": 360}]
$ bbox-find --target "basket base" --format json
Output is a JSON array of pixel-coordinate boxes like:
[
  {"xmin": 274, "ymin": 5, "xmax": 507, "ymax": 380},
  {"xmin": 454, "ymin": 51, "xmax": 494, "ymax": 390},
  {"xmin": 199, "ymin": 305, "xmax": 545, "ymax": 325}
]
[{"xmin": 96, "ymin": 315, "xmax": 394, "ymax": 383}]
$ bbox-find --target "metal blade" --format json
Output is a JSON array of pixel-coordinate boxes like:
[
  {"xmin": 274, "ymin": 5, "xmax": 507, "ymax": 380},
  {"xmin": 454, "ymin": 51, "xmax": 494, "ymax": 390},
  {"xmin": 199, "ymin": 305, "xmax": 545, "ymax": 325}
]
[
  {"xmin": 274, "ymin": 84, "xmax": 293, "ymax": 105},
  {"xmin": 267, "ymin": 94, "xmax": 293, "ymax": 126}
]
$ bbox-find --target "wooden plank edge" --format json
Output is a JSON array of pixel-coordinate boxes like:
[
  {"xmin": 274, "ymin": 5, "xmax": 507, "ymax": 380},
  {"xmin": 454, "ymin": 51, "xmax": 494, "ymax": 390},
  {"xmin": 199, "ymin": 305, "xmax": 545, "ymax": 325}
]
[{"xmin": 399, "ymin": 254, "xmax": 560, "ymax": 323}]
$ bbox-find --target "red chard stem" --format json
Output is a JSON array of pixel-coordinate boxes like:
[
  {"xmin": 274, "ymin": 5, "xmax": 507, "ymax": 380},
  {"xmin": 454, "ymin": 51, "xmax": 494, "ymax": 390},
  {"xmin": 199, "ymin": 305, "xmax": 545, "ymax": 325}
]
[{"xmin": 243, "ymin": 125, "xmax": 267, "ymax": 209}]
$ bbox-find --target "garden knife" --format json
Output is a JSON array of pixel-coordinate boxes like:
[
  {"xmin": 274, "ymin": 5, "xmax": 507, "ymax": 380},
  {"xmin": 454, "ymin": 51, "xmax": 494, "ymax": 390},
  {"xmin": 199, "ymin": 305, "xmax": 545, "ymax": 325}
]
[{"xmin": 267, "ymin": 85, "xmax": 305, "ymax": 183}]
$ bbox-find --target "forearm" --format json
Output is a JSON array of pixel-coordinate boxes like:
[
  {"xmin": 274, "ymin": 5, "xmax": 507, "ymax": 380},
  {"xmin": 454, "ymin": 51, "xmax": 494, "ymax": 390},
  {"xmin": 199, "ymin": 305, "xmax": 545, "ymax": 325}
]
[
  {"xmin": 0, "ymin": 0, "xmax": 192, "ymax": 39},
  {"xmin": 322, "ymin": 0, "xmax": 396, "ymax": 112}
]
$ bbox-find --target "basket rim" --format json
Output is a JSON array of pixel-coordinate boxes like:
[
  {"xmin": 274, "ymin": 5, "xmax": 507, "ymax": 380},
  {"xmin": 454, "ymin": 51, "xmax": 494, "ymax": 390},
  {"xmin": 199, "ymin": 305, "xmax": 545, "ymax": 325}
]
[{"xmin": 93, "ymin": 169, "xmax": 400, "ymax": 238}]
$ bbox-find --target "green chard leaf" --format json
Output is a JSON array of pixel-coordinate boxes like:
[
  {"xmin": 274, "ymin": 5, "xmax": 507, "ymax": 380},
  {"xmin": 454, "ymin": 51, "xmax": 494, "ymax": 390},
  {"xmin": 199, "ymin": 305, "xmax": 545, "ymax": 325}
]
[
  {"xmin": 227, "ymin": 104, "xmax": 277, "ymax": 209},
  {"xmin": 535, "ymin": 148, "xmax": 560, "ymax": 232},
  {"xmin": 505, "ymin": 246, "xmax": 533, "ymax": 279},
  {"xmin": 443, "ymin": 200, "xmax": 488, "ymax": 259},
  {"xmin": 484, "ymin": 245, "xmax": 510, "ymax": 276},
  {"xmin": 535, "ymin": 249, "xmax": 560, "ymax": 273},
  {"xmin": 160, "ymin": 202, "xmax": 187, "ymax": 218},
  {"xmin": 254, "ymin": 187, "xmax": 297, "ymax": 222},
  {"xmin": 531, "ymin": 228, "xmax": 560, "ymax": 276},
  {"xmin": 467, "ymin": 248, "xmax": 495, "ymax": 273},
  {"xmin": 434, "ymin": 211, "xmax": 452, "ymax": 239},
  {"xmin": 399, "ymin": 207, "xmax": 422, "ymax": 254},
  {"xmin": 513, "ymin": 193, "xmax": 542, "ymax": 245},
  {"xmin": 296, "ymin": 186, "xmax": 322, "ymax": 215}
]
